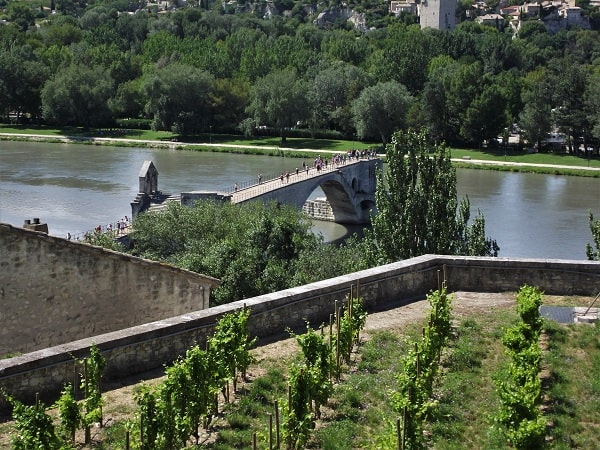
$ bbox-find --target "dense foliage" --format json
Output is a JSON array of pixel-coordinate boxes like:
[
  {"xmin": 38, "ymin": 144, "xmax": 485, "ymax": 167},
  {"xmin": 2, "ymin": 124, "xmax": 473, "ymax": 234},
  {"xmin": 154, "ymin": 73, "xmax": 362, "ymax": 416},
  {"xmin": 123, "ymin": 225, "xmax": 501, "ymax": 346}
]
[
  {"xmin": 392, "ymin": 287, "xmax": 453, "ymax": 449},
  {"xmin": 493, "ymin": 285, "xmax": 546, "ymax": 449},
  {"xmin": 134, "ymin": 307, "xmax": 255, "ymax": 448},
  {"xmin": 369, "ymin": 128, "xmax": 499, "ymax": 265},
  {"xmin": 129, "ymin": 200, "xmax": 367, "ymax": 305},
  {"xmin": 1, "ymin": 1, "xmax": 599, "ymax": 149},
  {"xmin": 586, "ymin": 211, "xmax": 600, "ymax": 260}
]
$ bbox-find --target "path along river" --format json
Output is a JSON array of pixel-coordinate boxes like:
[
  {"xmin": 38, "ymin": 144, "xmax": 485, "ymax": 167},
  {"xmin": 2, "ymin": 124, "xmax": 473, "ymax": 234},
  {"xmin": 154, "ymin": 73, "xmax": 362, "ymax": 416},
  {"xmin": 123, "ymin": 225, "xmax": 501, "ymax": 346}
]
[{"xmin": 0, "ymin": 141, "xmax": 598, "ymax": 260}]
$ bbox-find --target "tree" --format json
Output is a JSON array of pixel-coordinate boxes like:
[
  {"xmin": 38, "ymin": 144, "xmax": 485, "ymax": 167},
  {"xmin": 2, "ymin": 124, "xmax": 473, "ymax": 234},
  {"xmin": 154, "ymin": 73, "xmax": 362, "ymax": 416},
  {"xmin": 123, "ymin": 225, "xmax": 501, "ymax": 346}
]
[
  {"xmin": 549, "ymin": 57, "xmax": 591, "ymax": 153},
  {"xmin": 130, "ymin": 200, "xmax": 319, "ymax": 305},
  {"xmin": 351, "ymin": 81, "xmax": 414, "ymax": 145},
  {"xmin": 41, "ymin": 64, "xmax": 115, "ymax": 129},
  {"xmin": 7, "ymin": 3, "xmax": 36, "ymax": 32},
  {"xmin": 245, "ymin": 68, "xmax": 308, "ymax": 145},
  {"xmin": 586, "ymin": 211, "xmax": 600, "ymax": 261},
  {"xmin": 368, "ymin": 129, "xmax": 498, "ymax": 264},
  {"xmin": 585, "ymin": 72, "xmax": 600, "ymax": 142},
  {"xmin": 519, "ymin": 71, "xmax": 553, "ymax": 150},
  {"xmin": 421, "ymin": 57, "xmax": 458, "ymax": 143},
  {"xmin": 143, "ymin": 62, "xmax": 213, "ymax": 135},
  {"xmin": 461, "ymin": 81, "xmax": 508, "ymax": 147},
  {"xmin": 308, "ymin": 62, "xmax": 370, "ymax": 135}
]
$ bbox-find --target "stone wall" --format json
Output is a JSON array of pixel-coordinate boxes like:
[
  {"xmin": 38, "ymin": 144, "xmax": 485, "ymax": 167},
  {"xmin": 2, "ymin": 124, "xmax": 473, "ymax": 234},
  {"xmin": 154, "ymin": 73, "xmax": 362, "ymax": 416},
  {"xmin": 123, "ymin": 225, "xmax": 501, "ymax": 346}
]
[
  {"xmin": 1, "ymin": 254, "xmax": 598, "ymax": 412},
  {"xmin": 0, "ymin": 223, "xmax": 219, "ymax": 356},
  {"xmin": 302, "ymin": 198, "xmax": 335, "ymax": 221}
]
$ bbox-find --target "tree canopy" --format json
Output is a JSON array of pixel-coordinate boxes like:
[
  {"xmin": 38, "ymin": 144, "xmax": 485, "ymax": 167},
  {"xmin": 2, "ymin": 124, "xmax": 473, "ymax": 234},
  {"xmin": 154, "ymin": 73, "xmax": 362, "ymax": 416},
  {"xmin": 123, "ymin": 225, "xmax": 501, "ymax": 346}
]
[
  {"xmin": 128, "ymin": 200, "xmax": 367, "ymax": 305},
  {"xmin": 0, "ymin": 2, "xmax": 598, "ymax": 150},
  {"xmin": 368, "ymin": 129, "xmax": 499, "ymax": 264}
]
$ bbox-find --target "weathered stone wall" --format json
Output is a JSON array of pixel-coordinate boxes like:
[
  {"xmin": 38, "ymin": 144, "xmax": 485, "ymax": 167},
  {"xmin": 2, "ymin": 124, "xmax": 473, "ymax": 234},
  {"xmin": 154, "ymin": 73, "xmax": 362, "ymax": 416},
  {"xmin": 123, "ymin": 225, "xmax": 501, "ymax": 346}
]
[
  {"xmin": 1, "ymin": 254, "xmax": 598, "ymax": 413},
  {"xmin": 0, "ymin": 223, "xmax": 219, "ymax": 356},
  {"xmin": 302, "ymin": 199, "xmax": 335, "ymax": 221}
]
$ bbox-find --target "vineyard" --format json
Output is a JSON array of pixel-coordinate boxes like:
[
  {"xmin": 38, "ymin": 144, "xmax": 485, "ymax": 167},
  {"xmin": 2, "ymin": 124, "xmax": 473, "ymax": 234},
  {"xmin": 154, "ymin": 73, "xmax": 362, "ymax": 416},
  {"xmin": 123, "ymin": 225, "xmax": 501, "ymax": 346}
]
[{"xmin": 1, "ymin": 290, "xmax": 599, "ymax": 449}]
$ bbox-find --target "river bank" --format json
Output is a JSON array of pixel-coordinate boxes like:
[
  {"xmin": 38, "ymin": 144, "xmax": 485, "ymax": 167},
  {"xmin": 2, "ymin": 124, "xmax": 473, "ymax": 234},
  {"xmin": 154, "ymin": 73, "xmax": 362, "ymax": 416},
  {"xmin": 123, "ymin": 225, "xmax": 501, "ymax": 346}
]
[{"xmin": 1, "ymin": 131, "xmax": 599, "ymax": 177}]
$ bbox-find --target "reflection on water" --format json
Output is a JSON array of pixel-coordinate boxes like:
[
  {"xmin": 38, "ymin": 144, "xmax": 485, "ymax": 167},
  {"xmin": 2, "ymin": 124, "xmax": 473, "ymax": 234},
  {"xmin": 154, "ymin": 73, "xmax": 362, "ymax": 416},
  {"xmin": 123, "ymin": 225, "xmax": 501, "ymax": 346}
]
[{"xmin": 1, "ymin": 141, "xmax": 598, "ymax": 260}]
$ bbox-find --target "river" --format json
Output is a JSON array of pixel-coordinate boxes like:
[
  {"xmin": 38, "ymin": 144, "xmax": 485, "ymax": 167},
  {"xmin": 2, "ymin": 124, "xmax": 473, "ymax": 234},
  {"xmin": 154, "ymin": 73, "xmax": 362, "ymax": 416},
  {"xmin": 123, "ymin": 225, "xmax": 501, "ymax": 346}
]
[{"xmin": 0, "ymin": 141, "xmax": 598, "ymax": 260}]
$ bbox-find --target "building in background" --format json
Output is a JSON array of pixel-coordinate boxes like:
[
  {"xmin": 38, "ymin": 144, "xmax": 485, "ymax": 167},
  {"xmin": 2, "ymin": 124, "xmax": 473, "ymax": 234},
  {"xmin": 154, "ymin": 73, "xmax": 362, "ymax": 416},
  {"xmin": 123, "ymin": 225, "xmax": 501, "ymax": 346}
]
[{"xmin": 419, "ymin": 0, "xmax": 457, "ymax": 30}]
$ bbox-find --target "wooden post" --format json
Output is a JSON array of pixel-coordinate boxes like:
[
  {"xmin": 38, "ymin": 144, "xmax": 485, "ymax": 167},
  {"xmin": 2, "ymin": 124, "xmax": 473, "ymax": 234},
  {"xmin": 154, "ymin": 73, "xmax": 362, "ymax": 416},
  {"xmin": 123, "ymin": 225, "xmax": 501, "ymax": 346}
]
[
  {"xmin": 415, "ymin": 342, "xmax": 420, "ymax": 378},
  {"xmin": 252, "ymin": 432, "xmax": 257, "ymax": 450},
  {"xmin": 275, "ymin": 400, "xmax": 280, "ymax": 449},
  {"xmin": 336, "ymin": 306, "xmax": 341, "ymax": 380},
  {"xmin": 329, "ymin": 314, "xmax": 334, "ymax": 380},
  {"xmin": 348, "ymin": 293, "xmax": 353, "ymax": 358},
  {"xmin": 126, "ymin": 431, "xmax": 130, "ymax": 450},
  {"xmin": 84, "ymin": 359, "xmax": 91, "ymax": 444},
  {"xmin": 269, "ymin": 413, "xmax": 273, "ymax": 450}
]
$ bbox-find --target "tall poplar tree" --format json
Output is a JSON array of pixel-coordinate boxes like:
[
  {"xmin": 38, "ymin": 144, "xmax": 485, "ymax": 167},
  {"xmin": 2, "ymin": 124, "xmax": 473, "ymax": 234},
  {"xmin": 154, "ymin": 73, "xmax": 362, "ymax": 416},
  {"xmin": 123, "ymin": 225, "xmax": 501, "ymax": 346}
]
[{"xmin": 368, "ymin": 129, "xmax": 499, "ymax": 264}]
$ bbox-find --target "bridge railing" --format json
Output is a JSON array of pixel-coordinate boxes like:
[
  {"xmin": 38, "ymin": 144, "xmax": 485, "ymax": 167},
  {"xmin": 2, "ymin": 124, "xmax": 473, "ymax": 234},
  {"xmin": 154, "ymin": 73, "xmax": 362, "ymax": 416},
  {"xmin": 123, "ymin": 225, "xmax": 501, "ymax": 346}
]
[{"xmin": 221, "ymin": 152, "xmax": 377, "ymax": 195}]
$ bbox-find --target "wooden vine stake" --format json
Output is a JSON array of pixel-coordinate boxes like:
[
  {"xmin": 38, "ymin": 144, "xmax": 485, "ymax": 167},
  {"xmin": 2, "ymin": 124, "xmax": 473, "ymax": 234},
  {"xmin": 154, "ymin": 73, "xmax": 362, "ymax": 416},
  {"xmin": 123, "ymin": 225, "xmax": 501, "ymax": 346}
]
[
  {"xmin": 269, "ymin": 413, "xmax": 273, "ymax": 450},
  {"xmin": 83, "ymin": 359, "xmax": 91, "ymax": 444},
  {"xmin": 348, "ymin": 286, "xmax": 353, "ymax": 358},
  {"xmin": 336, "ymin": 306, "xmax": 341, "ymax": 381},
  {"xmin": 275, "ymin": 399, "xmax": 280, "ymax": 449}
]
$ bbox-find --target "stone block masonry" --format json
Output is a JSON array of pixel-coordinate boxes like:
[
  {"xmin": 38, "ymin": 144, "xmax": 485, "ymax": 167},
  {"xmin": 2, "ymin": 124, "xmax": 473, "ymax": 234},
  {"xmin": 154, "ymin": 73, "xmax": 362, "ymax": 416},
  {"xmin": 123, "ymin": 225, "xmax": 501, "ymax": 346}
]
[
  {"xmin": 1, "ymin": 252, "xmax": 598, "ymax": 413},
  {"xmin": 0, "ymin": 223, "xmax": 219, "ymax": 357},
  {"xmin": 303, "ymin": 198, "xmax": 335, "ymax": 221}
]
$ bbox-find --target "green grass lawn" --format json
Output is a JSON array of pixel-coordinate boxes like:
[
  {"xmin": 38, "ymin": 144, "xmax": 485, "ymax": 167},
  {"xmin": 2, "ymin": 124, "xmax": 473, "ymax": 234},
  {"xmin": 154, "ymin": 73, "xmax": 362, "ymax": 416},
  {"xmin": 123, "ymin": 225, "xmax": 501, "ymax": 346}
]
[{"xmin": 450, "ymin": 147, "xmax": 600, "ymax": 169}]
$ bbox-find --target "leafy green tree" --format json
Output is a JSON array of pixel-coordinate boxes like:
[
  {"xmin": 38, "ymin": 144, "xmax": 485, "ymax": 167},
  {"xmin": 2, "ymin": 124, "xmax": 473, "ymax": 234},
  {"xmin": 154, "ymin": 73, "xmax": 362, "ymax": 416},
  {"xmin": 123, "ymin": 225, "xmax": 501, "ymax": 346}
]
[
  {"xmin": 130, "ymin": 200, "xmax": 319, "ymax": 305},
  {"xmin": 143, "ymin": 62, "xmax": 213, "ymax": 135},
  {"xmin": 7, "ymin": 3, "xmax": 36, "ymax": 32},
  {"xmin": 586, "ymin": 72, "xmax": 600, "ymax": 142},
  {"xmin": 368, "ymin": 129, "xmax": 498, "ymax": 264},
  {"xmin": 421, "ymin": 57, "xmax": 457, "ymax": 143},
  {"xmin": 549, "ymin": 57, "xmax": 591, "ymax": 152},
  {"xmin": 367, "ymin": 23, "xmax": 438, "ymax": 94},
  {"xmin": 308, "ymin": 62, "xmax": 370, "ymax": 135},
  {"xmin": 246, "ymin": 68, "xmax": 308, "ymax": 144},
  {"xmin": 519, "ymin": 70, "xmax": 553, "ymax": 150},
  {"xmin": 292, "ymin": 234, "xmax": 370, "ymax": 286},
  {"xmin": 351, "ymin": 80, "xmax": 414, "ymax": 145},
  {"xmin": 586, "ymin": 211, "xmax": 600, "ymax": 261},
  {"xmin": 209, "ymin": 77, "xmax": 251, "ymax": 131},
  {"xmin": 461, "ymin": 81, "xmax": 508, "ymax": 147},
  {"xmin": 41, "ymin": 64, "xmax": 115, "ymax": 128}
]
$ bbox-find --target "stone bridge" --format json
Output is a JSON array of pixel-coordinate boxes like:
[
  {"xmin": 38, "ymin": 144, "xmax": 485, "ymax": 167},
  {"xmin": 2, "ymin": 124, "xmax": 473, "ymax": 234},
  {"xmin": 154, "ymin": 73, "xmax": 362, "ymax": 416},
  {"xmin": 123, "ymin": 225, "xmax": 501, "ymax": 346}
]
[
  {"xmin": 185, "ymin": 158, "xmax": 382, "ymax": 224},
  {"xmin": 133, "ymin": 158, "xmax": 382, "ymax": 224}
]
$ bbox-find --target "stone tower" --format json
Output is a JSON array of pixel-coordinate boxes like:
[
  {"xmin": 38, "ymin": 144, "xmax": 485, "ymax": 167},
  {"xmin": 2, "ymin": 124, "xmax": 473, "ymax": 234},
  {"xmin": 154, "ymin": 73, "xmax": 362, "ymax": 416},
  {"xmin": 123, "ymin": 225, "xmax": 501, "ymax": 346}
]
[{"xmin": 420, "ymin": 0, "xmax": 456, "ymax": 30}]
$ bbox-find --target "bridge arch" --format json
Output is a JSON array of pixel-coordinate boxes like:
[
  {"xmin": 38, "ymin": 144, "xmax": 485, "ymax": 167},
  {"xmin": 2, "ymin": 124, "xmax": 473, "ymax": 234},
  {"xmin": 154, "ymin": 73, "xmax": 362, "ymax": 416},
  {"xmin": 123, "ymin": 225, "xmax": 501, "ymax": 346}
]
[{"xmin": 238, "ymin": 159, "xmax": 382, "ymax": 224}]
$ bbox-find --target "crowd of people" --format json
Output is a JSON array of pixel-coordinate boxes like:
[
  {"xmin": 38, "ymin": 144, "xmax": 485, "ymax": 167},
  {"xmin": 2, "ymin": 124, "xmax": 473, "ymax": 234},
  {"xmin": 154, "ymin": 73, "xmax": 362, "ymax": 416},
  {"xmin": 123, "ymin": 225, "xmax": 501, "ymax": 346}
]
[{"xmin": 69, "ymin": 216, "xmax": 131, "ymax": 241}]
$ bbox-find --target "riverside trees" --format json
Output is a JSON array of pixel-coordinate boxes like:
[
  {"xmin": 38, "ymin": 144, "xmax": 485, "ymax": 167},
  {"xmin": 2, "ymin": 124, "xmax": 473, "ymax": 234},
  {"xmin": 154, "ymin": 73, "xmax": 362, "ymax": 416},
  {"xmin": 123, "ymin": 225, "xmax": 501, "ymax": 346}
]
[{"xmin": 1, "ymin": 5, "xmax": 599, "ymax": 150}]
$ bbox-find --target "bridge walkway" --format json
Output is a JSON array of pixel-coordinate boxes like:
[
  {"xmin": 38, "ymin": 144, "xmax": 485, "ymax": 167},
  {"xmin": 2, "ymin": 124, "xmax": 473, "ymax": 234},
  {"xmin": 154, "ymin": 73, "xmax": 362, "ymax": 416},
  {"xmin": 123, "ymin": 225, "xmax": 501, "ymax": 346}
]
[{"xmin": 229, "ymin": 156, "xmax": 373, "ymax": 204}]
